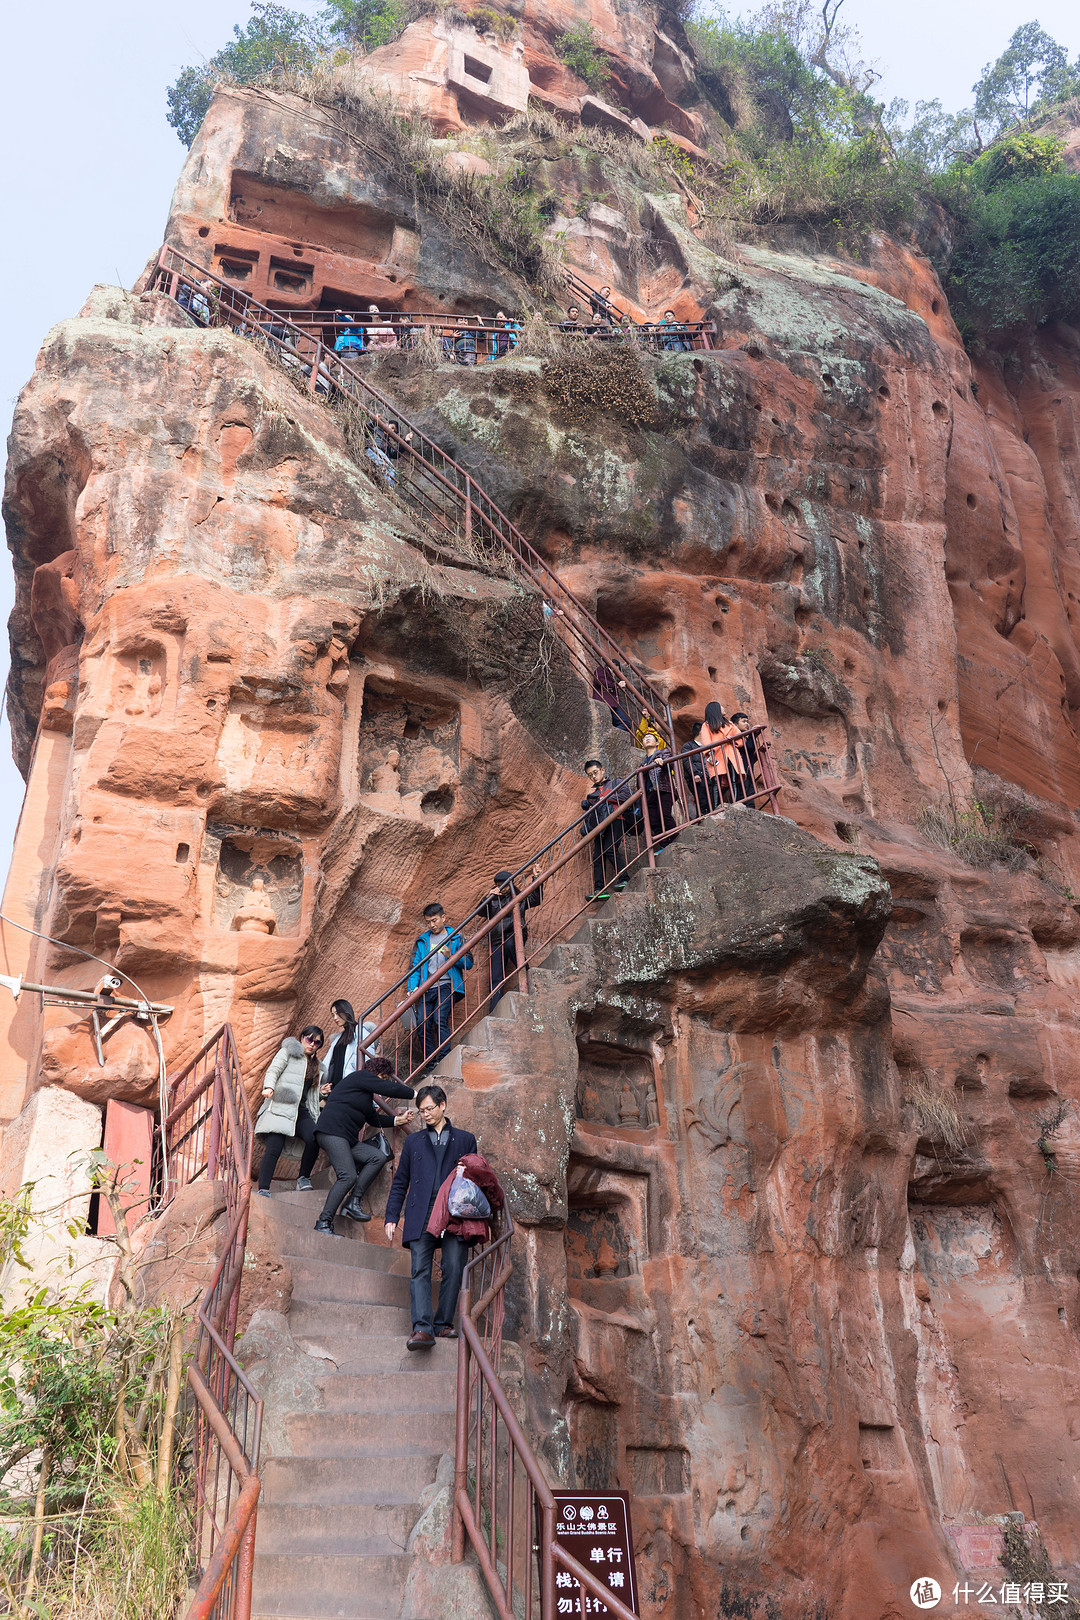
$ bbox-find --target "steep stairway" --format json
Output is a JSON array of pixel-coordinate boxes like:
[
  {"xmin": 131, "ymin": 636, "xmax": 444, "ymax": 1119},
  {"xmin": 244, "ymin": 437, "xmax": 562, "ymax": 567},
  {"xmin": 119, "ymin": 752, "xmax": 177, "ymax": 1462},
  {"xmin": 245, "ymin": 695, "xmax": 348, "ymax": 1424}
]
[{"xmin": 250, "ymin": 1190, "xmax": 458, "ymax": 1620}]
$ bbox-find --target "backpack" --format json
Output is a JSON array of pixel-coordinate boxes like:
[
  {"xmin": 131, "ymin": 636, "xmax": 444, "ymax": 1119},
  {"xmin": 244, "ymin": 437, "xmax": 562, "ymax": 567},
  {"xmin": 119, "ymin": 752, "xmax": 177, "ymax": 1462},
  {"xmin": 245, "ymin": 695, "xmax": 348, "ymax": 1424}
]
[{"xmin": 448, "ymin": 1175, "xmax": 492, "ymax": 1219}]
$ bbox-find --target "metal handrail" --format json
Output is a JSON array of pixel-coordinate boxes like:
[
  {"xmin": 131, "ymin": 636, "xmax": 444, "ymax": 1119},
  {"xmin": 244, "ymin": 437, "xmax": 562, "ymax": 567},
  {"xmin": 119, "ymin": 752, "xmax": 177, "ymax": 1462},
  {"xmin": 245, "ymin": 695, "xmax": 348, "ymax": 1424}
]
[
  {"xmin": 453, "ymin": 1211, "xmax": 638, "ymax": 1620},
  {"xmin": 275, "ymin": 307, "xmax": 716, "ymax": 354},
  {"xmin": 163, "ymin": 1026, "xmax": 262, "ymax": 1620},
  {"xmin": 148, "ymin": 245, "xmax": 673, "ymax": 743},
  {"xmin": 358, "ymin": 724, "xmax": 782, "ymax": 1085}
]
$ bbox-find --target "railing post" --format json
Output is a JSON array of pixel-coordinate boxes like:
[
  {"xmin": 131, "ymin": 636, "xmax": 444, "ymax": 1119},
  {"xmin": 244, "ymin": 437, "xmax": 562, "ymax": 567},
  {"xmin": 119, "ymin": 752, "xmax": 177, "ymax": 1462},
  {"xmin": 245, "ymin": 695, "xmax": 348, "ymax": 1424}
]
[
  {"xmin": 759, "ymin": 730, "xmax": 782, "ymax": 814},
  {"xmin": 236, "ymin": 1508, "xmax": 257, "ymax": 1617},
  {"xmin": 207, "ymin": 1055, "xmax": 223, "ymax": 1183},
  {"xmin": 641, "ymin": 776, "xmax": 656, "ymax": 869},
  {"xmin": 308, "ymin": 344, "xmax": 321, "ymax": 393},
  {"xmin": 464, "ymin": 476, "xmax": 472, "ymax": 545},
  {"xmin": 453, "ymin": 1284, "xmax": 471, "ymax": 1564},
  {"xmin": 540, "ymin": 1499, "xmax": 556, "ymax": 1620},
  {"xmin": 512, "ymin": 893, "xmax": 527, "ymax": 995}
]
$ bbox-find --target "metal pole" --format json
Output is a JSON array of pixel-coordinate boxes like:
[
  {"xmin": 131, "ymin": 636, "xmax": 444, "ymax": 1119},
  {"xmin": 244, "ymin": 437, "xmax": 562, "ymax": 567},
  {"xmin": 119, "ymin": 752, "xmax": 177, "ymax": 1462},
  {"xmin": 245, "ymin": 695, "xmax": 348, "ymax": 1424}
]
[
  {"xmin": 511, "ymin": 893, "xmax": 527, "ymax": 995},
  {"xmin": 641, "ymin": 774, "xmax": 656, "ymax": 869},
  {"xmin": 452, "ymin": 1288, "xmax": 471, "ymax": 1564}
]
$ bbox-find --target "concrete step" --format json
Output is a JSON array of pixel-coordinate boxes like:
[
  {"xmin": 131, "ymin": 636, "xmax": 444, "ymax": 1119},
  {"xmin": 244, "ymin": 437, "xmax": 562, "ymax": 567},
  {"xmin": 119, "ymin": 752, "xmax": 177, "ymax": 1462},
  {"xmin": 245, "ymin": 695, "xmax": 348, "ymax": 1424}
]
[
  {"xmin": 286, "ymin": 1407, "xmax": 455, "ymax": 1456},
  {"xmin": 252, "ymin": 1551, "xmax": 410, "ymax": 1616},
  {"xmin": 261, "ymin": 1453, "xmax": 441, "ymax": 1505},
  {"xmin": 254, "ymin": 1501, "xmax": 419, "ymax": 1556},
  {"xmin": 286, "ymin": 1330, "xmax": 458, "ymax": 1374},
  {"xmin": 258, "ymin": 1203, "xmax": 409, "ymax": 1273},
  {"xmin": 316, "ymin": 1370, "xmax": 456, "ymax": 1412},
  {"xmin": 288, "ymin": 1300, "xmax": 412, "ymax": 1346},
  {"xmin": 286, "ymin": 1256, "xmax": 410, "ymax": 1309}
]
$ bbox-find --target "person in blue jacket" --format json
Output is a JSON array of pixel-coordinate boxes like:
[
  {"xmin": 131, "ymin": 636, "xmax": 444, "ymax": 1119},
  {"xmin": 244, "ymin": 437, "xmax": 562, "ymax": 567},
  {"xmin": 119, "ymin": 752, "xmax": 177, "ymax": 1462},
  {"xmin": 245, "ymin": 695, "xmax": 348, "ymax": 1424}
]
[
  {"xmin": 408, "ymin": 902, "xmax": 473, "ymax": 1070},
  {"xmin": 384, "ymin": 1085, "xmax": 478, "ymax": 1348},
  {"xmin": 333, "ymin": 311, "xmax": 365, "ymax": 354}
]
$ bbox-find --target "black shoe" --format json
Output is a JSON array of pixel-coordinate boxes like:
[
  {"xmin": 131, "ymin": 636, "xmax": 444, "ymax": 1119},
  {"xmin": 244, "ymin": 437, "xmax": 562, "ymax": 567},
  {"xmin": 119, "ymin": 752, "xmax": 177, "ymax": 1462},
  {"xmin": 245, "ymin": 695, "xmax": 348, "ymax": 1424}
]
[
  {"xmin": 314, "ymin": 1217, "xmax": 335, "ymax": 1234},
  {"xmin": 341, "ymin": 1200, "xmax": 371, "ymax": 1222}
]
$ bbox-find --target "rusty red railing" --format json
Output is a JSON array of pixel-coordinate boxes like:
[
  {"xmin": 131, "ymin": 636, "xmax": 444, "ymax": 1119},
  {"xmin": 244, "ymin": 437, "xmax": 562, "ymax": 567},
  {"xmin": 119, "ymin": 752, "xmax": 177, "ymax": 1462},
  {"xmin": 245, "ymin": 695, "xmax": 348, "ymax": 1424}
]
[
  {"xmin": 275, "ymin": 306, "xmax": 716, "ymax": 357},
  {"xmin": 163, "ymin": 1025, "xmax": 262, "ymax": 1620},
  {"xmin": 360, "ymin": 726, "xmax": 781, "ymax": 1085},
  {"xmin": 453, "ymin": 1210, "xmax": 639, "ymax": 1620},
  {"xmin": 562, "ymin": 268, "xmax": 716, "ymax": 350},
  {"xmin": 148, "ymin": 245, "xmax": 674, "ymax": 744}
]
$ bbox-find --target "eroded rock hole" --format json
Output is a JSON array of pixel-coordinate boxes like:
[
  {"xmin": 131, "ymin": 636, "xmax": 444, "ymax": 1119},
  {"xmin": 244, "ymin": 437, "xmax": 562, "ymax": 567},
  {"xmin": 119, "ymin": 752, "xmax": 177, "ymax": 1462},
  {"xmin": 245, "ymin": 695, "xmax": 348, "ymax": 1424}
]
[{"xmin": 421, "ymin": 785, "xmax": 454, "ymax": 816}]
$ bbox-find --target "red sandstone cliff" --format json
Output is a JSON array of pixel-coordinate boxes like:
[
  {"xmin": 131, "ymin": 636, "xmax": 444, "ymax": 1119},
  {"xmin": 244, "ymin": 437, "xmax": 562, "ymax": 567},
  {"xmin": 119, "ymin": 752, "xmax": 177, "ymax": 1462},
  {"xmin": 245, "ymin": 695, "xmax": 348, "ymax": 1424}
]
[{"xmin": 2, "ymin": 28, "xmax": 1080, "ymax": 1620}]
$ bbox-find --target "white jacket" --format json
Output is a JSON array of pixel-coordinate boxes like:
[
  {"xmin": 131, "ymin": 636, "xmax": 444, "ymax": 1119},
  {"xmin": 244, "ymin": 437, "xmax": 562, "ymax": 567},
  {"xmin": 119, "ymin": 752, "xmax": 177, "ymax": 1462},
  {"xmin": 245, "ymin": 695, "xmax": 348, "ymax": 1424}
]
[
  {"xmin": 254, "ymin": 1038, "xmax": 320, "ymax": 1137},
  {"xmin": 321, "ymin": 1022, "xmax": 379, "ymax": 1083}
]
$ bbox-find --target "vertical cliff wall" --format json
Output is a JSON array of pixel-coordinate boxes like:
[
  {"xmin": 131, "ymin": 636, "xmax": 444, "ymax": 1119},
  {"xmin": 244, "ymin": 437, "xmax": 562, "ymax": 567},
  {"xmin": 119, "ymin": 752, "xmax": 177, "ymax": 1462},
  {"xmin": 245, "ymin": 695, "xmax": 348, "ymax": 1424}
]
[{"xmin": 3, "ymin": 18, "xmax": 1080, "ymax": 1618}]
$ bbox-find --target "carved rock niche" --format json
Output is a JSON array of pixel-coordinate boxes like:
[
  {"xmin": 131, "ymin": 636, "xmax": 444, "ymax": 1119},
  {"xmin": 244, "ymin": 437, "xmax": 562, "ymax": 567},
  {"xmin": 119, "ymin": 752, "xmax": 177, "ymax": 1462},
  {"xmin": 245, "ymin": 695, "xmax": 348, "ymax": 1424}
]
[
  {"xmin": 358, "ymin": 678, "xmax": 459, "ymax": 817},
  {"xmin": 564, "ymin": 1156, "xmax": 650, "ymax": 1293},
  {"xmin": 209, "ymin": 826, "xmax": 304, "ymax": 935},
  {"xmin": 575, "ymin": 1011, "xmax": 660, "ymax": 1130}
]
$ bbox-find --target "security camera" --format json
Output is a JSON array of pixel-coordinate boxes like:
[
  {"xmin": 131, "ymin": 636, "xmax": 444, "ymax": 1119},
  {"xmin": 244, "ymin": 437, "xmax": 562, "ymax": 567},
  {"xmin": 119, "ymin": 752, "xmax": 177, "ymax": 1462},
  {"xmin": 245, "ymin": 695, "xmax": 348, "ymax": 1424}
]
[{"xmin": 96, "ymin": 973, "xmax": 123, "ymax": 998}]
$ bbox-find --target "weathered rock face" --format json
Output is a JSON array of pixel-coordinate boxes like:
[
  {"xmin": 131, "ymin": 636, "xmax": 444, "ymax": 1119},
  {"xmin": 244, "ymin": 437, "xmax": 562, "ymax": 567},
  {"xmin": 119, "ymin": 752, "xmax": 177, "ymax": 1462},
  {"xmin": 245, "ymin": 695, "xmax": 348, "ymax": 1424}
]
[
  {"xmin": 445, "ymin": 813, "xmax": 1080, "ymax": 1616},
  {"xmin": 4, "ymin": 30, "xmax": 1080, "ymax": 1620},
  {"xmin": 2, "ymin": 283, "xmax": 597, "ymax": 1115}
]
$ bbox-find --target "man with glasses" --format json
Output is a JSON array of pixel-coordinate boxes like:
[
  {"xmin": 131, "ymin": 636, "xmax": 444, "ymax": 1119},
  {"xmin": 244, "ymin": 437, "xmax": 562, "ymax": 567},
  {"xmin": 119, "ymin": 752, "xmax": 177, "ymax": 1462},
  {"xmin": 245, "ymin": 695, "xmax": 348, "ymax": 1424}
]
[{"xmin": 384, "ymin": 1085, "xmax": 477, "ymax": 1349}]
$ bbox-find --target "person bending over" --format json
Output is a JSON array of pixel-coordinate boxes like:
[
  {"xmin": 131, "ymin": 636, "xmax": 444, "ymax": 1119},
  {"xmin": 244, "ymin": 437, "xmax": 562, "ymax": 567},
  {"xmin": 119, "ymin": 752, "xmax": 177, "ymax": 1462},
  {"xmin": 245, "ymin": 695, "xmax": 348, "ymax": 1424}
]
[
  {"xmin": 313, "ymin": 1057, "xmax": 415, "ymax": 1235},
  {"xmin": 384, "ymin": 1085, "xmax": 478, "ymax": 1349}
]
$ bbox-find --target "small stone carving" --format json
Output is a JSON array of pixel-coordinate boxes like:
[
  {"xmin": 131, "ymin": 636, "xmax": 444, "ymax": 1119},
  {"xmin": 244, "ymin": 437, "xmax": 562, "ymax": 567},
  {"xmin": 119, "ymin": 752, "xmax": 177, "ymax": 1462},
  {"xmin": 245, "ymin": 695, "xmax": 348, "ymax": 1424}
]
[
  {"xmin": 370, "ymin": 748, "xmax": 402, "ymax": 795},
  {"xmin": 231, "ymin": 875, "xmax": 277, "ymax": 933}
]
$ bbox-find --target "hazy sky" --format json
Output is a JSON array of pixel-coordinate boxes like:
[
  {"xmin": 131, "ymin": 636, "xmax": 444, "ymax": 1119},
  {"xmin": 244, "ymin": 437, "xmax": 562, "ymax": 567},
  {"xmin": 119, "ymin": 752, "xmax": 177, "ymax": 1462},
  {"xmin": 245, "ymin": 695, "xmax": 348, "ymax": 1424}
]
[{"xmin": 2, "ymin": 0, "xmax": 1078, "ymax": 879}]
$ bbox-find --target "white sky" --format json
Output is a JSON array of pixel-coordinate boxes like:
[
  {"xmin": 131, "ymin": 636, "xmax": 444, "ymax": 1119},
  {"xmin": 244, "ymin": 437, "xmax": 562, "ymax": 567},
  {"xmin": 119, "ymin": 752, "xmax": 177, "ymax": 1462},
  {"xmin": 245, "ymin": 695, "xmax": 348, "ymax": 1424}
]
[{"xmin": 1, "ymin": 0, "xmax": 1078, "ymax": 880}]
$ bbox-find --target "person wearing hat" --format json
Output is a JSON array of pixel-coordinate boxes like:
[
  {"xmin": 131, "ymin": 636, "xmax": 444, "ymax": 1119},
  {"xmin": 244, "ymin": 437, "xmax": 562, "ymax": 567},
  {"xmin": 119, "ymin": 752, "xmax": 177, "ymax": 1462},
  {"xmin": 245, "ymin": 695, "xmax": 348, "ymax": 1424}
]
[{"xmin": 478, "ymin": 863, "xmax": 544, "ymax": 1010}]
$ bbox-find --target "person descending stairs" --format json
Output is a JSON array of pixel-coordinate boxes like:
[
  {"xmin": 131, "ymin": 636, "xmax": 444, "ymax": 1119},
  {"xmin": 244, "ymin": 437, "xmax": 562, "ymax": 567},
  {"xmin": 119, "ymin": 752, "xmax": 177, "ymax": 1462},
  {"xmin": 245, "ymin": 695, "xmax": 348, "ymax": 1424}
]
[{"xmin": 248, "ymin": 1190, "xmax": 458, "ymax": 1619}]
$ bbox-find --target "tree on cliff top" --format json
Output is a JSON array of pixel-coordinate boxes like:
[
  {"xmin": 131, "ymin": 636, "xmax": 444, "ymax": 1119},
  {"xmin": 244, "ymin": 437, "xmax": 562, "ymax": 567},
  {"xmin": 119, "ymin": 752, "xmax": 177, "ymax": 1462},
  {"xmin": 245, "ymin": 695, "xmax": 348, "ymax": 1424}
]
[
  {"xmin": 166, "ymin": 0, "xmax": 406, "ymax": 147},
  {"xmin": 973, "ymin": 22, "xmax": 1080, "ymax": 137}
]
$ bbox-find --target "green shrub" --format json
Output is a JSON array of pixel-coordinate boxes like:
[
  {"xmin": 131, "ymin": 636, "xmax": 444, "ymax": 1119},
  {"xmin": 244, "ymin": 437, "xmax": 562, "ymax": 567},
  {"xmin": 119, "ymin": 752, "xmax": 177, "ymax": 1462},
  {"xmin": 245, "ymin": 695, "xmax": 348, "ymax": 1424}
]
[
  {"xmin": 554, "ymin": 23, "xmax": 610, "ymax": 94},
  {"xmin": 969, "ymin": 130, "xmax": 1065, "ymax": 190},
  {"xmin": 0, "ymin": 1173, "xmax": 192, "ymax": 1618},
  {"xmin": 943, "ymin": 169, "xmax": 1080, "ymax": 339}
]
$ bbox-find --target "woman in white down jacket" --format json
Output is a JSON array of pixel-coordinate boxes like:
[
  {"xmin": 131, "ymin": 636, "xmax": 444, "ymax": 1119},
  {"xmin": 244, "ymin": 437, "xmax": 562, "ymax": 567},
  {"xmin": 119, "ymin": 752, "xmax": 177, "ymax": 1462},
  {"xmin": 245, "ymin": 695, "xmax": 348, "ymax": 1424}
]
[{"xmin": 254, "ymin": 1025, "xmax": 324, "ymax": 1196}]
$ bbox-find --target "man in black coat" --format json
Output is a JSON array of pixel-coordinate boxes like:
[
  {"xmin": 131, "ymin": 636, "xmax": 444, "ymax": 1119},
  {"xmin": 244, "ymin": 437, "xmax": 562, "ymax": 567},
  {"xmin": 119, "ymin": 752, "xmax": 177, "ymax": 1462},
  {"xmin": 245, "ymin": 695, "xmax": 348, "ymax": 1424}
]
[
  {"xmin": 384, "ymin": 1085, "xmax": 478, "ymax": 1350},
  {"xmin": 478, "ymin": 864, "xmax": 543, "ymax": 1012},
  {"xmin": 313, "ymin": 1058, "xmax": 415, "ymax": 1235}
]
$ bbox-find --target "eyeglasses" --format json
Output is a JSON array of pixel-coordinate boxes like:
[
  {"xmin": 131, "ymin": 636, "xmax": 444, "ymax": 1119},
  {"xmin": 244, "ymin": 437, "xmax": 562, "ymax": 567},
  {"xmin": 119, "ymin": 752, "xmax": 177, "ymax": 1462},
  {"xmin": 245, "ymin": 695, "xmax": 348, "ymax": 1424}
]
[{"xmin": 303, "ymin": 1036, "xmax": 323, "ymax": 1047}]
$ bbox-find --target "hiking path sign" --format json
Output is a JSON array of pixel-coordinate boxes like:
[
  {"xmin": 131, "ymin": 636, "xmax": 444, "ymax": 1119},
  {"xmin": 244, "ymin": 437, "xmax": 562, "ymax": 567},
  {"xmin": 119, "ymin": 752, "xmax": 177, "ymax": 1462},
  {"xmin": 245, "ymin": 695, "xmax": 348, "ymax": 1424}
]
[{"xmin": 551, "ymin": 1490, "xmax": 639, "ymax": 1616}]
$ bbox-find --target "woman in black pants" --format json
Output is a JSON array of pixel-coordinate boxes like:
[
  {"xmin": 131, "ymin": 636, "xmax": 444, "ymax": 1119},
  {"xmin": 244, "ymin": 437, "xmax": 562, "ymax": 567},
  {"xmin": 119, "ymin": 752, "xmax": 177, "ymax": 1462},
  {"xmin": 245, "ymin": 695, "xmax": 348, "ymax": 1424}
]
[
  {"xmin": 254, "ymin": 1026, "xmax": 324, "ymax": 1196},
  {"xmin": 315, "ymin": 1057, "xmax": 416, "ymax": 1235}
]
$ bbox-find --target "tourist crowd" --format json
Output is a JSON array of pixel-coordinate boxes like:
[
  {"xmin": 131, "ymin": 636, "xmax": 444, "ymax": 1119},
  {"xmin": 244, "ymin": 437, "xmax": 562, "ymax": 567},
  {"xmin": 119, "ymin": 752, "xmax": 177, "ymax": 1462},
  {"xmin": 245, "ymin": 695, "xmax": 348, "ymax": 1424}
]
[{"xmin": 253, "ymin": 695, "xmax": 760, "ymax": 1350}]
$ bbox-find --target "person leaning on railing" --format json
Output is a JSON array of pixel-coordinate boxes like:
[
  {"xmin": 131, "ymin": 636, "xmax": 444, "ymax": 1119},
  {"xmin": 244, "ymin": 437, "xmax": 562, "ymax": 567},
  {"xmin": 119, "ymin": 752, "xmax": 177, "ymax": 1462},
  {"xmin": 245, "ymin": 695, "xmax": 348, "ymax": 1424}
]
[
  {"xmin": 639, "ymin": 731, "xmax": 679, "ymax": 847},
  {"xmin": 479, "ymin": 863, "xmax": 544, "ymax": 1009},
  {"xmin": 581, "ymin": 758, "xmax": 633, "ymax": 901},
  {"xmin": 699, "ymin": 700, "xmax": 749, "ymax": 804},
  {"xmin": 680, "ymin": 720, "xmax": 711, "ymax": 816},
  {"xmin": 729, "ymin": 712, "xmax": 759, "ymax": 792},
  {"xmin": 333, "ymin": 311, "xmax": 365, "ymax": 354}
]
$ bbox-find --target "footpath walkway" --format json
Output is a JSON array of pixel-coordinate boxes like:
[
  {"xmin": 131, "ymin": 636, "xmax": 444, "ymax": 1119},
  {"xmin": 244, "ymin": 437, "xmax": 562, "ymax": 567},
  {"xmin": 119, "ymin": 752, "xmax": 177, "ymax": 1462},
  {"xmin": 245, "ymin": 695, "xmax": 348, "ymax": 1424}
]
[{"xmin": 251, "ymin": 1192, "xmax": 457, "ymax": 1619}]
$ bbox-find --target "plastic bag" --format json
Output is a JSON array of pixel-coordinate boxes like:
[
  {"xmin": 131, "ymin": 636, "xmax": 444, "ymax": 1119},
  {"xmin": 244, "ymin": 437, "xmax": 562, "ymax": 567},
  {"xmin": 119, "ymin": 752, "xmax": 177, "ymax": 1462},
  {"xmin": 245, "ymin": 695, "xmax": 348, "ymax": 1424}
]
[{"xmin": 448, "ymin": 1175, "xmax": 491, "ymax": 1219}]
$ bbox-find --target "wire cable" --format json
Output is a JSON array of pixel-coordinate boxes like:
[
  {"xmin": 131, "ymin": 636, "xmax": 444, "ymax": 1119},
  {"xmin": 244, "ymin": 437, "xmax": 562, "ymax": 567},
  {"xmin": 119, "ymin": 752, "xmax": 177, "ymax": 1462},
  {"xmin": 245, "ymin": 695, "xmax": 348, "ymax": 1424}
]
[{"xmin": 0, "ymin": 909, "xmax": 171, "ymax": 1197}]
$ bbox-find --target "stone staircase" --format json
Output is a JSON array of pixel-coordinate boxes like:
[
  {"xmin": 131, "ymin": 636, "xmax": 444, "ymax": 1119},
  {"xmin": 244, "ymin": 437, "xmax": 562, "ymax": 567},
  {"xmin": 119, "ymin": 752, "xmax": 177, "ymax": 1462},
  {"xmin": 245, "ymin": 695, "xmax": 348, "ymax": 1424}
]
[
  {"xmin": 429, "ymin": 989, "xmax": 534, "ymax": 1088},
  {"xmin": 249, "ymin": 1190, "xmax": 459, "ymax": 1620}
]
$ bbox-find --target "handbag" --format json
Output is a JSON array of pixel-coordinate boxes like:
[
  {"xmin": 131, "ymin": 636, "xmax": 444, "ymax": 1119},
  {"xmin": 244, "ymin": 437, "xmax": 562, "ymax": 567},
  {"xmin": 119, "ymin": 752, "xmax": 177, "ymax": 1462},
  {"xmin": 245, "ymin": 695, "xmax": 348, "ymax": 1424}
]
[
  {"xmin": 366, "ymin": 1129, "xmax": 392, "ymax": 1160},
  {"xmin": 448, "ymin": 1175, "xmax": 491, "ymax": 1219}
]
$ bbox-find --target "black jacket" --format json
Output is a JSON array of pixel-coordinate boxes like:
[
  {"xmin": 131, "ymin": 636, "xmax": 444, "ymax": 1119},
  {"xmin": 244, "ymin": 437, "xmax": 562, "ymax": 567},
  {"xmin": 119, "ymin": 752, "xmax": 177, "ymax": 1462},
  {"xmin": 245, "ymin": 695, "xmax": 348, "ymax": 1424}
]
[
  {"xmin": 479, "ymin": 883, "xmax": 541, "ymax": 948},
  {"xmin": 581, "ymin": 777, "xmax": 632, "ymax": 834},
  {"xmin": 385, "ymin": 1120, "xmax": 479, "ymax": 1243},
  {"xmin": 316, "ymin": 1067, "xmax": 414, "ymax": 1141}
]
